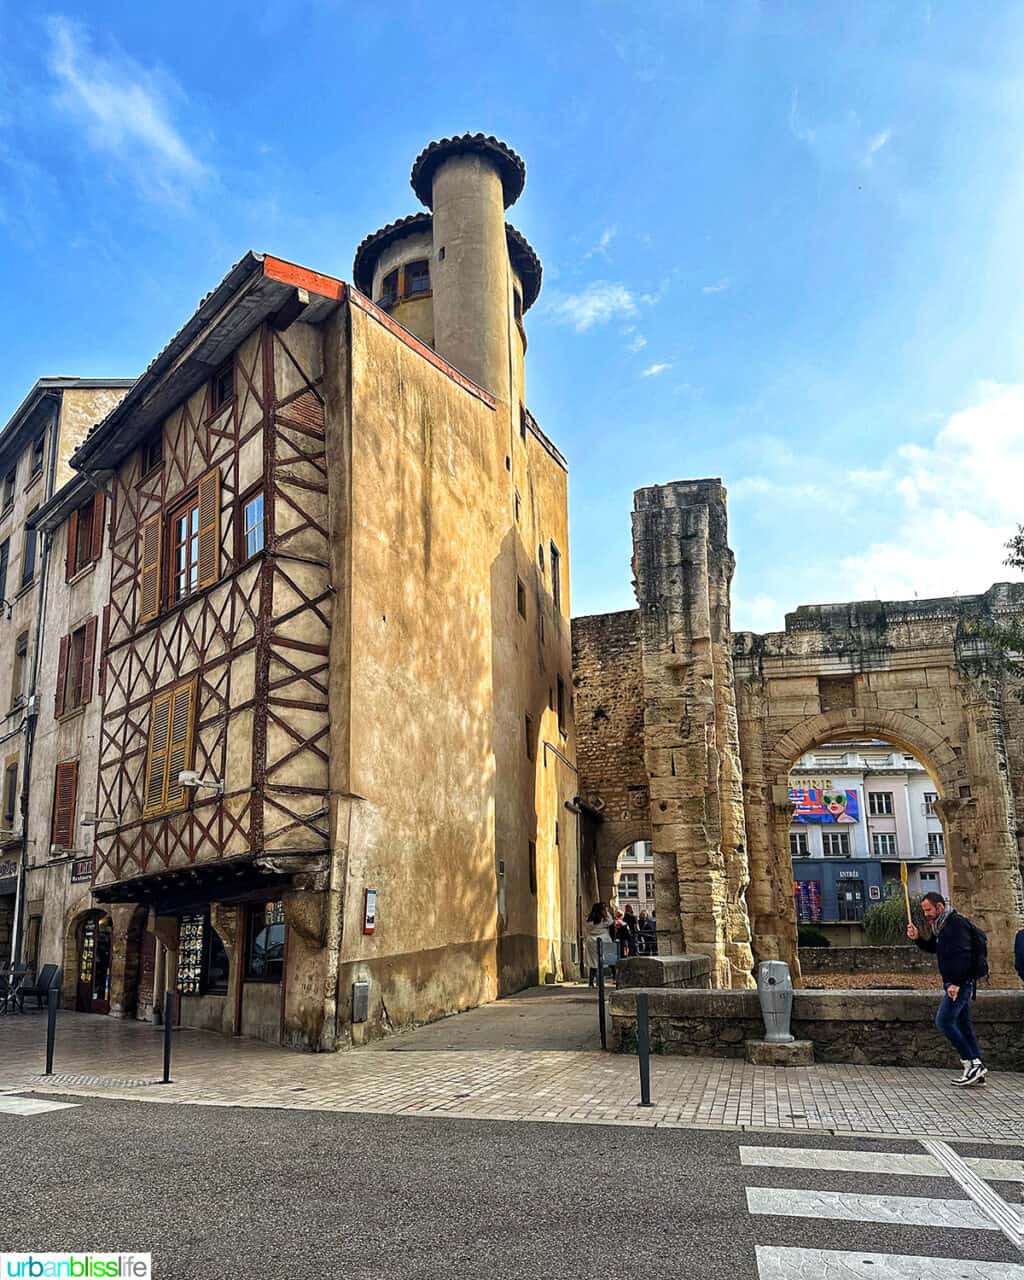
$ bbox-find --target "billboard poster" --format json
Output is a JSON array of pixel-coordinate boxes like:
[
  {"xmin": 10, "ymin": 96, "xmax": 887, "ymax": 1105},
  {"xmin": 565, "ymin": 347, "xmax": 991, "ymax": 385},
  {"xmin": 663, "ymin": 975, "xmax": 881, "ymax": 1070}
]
[
  {"xmin": 789, "ymin": 785, "xmax": 859, "ymax": 824},
  {"xmin": 793, "ymin": 879, "xmax": 823, "ymax": 923}
]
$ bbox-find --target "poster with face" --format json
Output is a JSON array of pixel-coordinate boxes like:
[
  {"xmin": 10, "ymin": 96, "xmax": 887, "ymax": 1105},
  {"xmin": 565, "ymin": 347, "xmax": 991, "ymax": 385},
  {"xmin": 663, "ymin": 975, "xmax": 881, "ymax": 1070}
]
[{"xmin": 789, "ymin": 786, "xmax": 860, "ymax": 824}]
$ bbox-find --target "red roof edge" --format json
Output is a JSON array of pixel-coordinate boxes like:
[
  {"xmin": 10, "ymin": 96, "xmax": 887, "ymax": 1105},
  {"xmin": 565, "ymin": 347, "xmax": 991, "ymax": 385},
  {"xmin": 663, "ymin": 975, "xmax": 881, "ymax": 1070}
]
[{"xmin": 263, "ymin": 255, "xmax": 347, "ymax": 301}]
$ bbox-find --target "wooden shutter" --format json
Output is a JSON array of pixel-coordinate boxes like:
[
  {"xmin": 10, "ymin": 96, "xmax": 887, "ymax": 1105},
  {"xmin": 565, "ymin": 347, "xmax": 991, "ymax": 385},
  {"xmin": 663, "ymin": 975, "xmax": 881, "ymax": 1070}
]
[
  {"xmin": 55, "ymin": 634, "xmax": 70, "ymax": 718},
  {"xmin": 65, "ymin": 510, "xmax": 79, "ymax": 582},
  {"xmin": 80, "ymin": 616, "xmax": 97, "ymax": 706},
  {"xmin": 144, "ymin": 690, "xmax": 173, "ymax": 815},
  {"xmin": 98, "ymin": 605, "xmax": 110, "ymax": 698},
  {"xmin": 52, "ymin": 761, "xmax": 78, "ymax": 847},
  {"xmin": 165, "ymin": 680, "xmax": 196, "ymax": 810},
  {"xmin": 197, "ymin": 469, "xmax": 220, "ymax": 589},
  {"xmin": 139, "ymin": 513, "xmax": 162, "ymax": 623},
  {"xmin": 90, "ymin": 491, "xmax": 105, "ymax": 562}
]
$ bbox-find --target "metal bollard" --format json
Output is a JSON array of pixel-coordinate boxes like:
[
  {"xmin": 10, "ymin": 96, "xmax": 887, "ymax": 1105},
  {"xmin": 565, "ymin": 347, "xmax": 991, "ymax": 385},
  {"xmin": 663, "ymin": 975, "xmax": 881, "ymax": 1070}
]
[
  {"xmin": 636, "ymin": 991, "xmax": 652, "ymax": 1107},
  {"xmin": 596, "ymin": 943, "xmax": 608, "ymax": 1050},
  {"xmin": 757, "ymin": 960, "xmax": 795, "ymax": 1044},
  {"xmin": 162, "ymin": 990, "xmax": 176, "ymax": 1084},
  {"xmin": 44, "ymin": 986, "xmax": 59, "ymax": 1076}
]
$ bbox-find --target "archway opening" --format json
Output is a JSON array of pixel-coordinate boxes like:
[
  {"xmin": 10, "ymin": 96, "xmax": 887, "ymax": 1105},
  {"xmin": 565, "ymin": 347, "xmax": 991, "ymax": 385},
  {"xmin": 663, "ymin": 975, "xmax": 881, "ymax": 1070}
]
[
  {"xmin": 612, "ymin": 840, "xmax": 657, "ymax": 953},
  {"xmin": 786, "ymin": 736, "xmax": 948, "ymax": 950},
  {"xmin": 73, "ymin": 909, "xmax": 113, "ymax": 1014}
]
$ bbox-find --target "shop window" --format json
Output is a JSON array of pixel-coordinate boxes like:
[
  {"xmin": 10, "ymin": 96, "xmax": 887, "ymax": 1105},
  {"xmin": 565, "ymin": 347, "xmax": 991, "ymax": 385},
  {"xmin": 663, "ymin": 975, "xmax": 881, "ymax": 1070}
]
[
  {"xmin": 11, "ymin": 631, "xmax": 28, "ymax": 709},
  {"xmin": 209, "ymin": 359, "xmax": 234, "ymax": 416},
  {"xmin": 66, "ymin": 491, "xmax": 105, "ymax": 580},
  {"xmin": 789, "ymin": 831, "xmax": 809, "ymax": 857},
  {"xmin": 2, "ymin": 762, "xmax": 18, "ymax": 830},
  {"xmin": 30, "ymin": 433, "xmax": 45, "ymax": 478},
  {"xmin": 51, "ymin": 761, "xmax": 78, "ymax": 848},
  {"xmin": 404, "ymin": 259, "xmax": 430, "ymax": 297},
  {"xmin": 143, "ymin": 677, "xmax": 196, "ymax": 816},
  {"xmin": 55, "ymin": 617, "xmax": 97, "ymax": 717},
  {"xmin": 246, "ymin": 901, "xmax": 285, "ymax": 982}
]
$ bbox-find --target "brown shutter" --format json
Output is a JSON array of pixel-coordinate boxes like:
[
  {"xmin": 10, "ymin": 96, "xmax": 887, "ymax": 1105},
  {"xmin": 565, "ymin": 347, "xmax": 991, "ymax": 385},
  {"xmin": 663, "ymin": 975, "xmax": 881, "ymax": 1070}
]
[
  {"xmin": 80, "ymin": 616, "xmax": 97, "ymax": 705},
  {"xmin": 144, "ymin": 690, "xmax": 173, "ymax": 815},
  {"xmin": 55, "ymin": 634, "xmax": 70, "ymax": 718},
  {"xmin": 197, "ymin": 469, "xmax": 220, "ymax": 589},
  {"xmin": 165, "ymin": 680, "xmax": 196, "ymax": 810},
  {"xmin": 91, "ymin": 491, "xmax": 105, "ymax": 562},
  {"xmin": 98, "ymin": 604, "xmax": 110, "ymax": 698},
  {"xmin": 65, "ymin": 510, "xmax": 79, "ymax": 582},
  {"xmin": 52, "ymin": 761, "xmax": 78, "ymax": 847},
  {"xmin": 139, "ymin": 513, "xmax": 162, "ymax": 623}
]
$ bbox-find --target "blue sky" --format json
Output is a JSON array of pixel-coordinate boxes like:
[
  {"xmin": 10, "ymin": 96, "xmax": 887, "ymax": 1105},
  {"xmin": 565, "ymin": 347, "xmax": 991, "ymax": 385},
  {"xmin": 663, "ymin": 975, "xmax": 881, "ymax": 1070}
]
[{"xmin": 3, "ymin": 1, "xmax": 1024, "ymax": 629}]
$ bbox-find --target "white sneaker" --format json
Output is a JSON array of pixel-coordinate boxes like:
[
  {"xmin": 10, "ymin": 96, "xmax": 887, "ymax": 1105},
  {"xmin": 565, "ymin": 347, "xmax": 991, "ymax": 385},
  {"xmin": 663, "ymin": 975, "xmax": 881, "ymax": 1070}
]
[
  {"xmin": 951, "ymin": 1059, "xmax": 972, "ymax": 1084},
  {"xmin": 952, "ymin": 1060, "xmax": 986, "ymax": 1087}
]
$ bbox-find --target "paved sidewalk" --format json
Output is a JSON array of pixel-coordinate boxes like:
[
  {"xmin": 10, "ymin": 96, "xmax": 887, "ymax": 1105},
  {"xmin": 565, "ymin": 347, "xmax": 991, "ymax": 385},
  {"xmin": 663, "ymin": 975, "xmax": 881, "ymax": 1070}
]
[{"xmin": 1, "ymin": 986, "xmax": 1022, "ymax": 1142}]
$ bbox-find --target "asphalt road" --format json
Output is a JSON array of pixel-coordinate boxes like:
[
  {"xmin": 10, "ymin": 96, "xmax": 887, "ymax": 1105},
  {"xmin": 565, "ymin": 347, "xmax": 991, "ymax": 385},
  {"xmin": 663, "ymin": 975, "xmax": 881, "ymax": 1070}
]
[{"xmin": 2, "ymin": 1098, "xmax": 1022, "ymax": 1279}]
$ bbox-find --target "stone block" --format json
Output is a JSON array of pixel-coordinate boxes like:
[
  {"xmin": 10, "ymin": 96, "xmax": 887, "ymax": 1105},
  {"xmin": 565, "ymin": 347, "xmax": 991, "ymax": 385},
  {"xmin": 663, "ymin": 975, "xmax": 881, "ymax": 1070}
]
[
  {"xmin": 614, "ymin": 955, "xmax": 712, "ymax": 990},
  {"xmin": 745, "ymin": 1039, "xmax": 814, "ymax": 1066},
  {"xmin": 875, "ymin": 690, "xmax": 919, "ymax": 710}
]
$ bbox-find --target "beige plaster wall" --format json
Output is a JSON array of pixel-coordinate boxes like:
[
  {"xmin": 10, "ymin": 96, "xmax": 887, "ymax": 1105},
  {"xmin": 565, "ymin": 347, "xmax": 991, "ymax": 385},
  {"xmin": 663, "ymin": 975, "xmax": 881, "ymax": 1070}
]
[{"xmin": 56, "ymin": 387, "xmax": 129, "ymax": 490}]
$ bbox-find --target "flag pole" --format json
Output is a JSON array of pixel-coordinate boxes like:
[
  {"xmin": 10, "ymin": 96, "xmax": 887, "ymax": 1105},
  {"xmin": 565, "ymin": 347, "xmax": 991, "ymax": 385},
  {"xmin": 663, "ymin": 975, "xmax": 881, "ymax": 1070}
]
[{"xmin": 900, "ymin": 860, "xmax": 912, "ymax": 926}]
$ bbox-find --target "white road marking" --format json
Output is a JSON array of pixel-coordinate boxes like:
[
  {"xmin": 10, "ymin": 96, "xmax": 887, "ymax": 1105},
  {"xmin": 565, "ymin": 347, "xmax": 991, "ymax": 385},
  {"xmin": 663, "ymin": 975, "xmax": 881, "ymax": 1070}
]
[
  {"xmin": 0, "ymin": 1095, "xmax": 79, "ymax": 1116},
  {"xmin": 740, "ymin": 1145, "xmax": 1024, "ymax": 1183},
  {"xmin": 921, "ymin": 1140, "xmax": 1024, "ymax": 1254},
  {"xmin": 756, "ymin": 1247, "xmax": 1024, "ymax": 1279},
  {"xmin": 746, "ymin": 1186, "xmax": 995, "ymax": 1231}
]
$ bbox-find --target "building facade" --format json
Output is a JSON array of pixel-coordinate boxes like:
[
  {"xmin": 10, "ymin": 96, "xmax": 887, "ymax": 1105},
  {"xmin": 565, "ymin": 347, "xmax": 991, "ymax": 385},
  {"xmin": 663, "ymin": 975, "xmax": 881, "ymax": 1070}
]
[
  {"xmin": 0, "ymin": 380, "xmax": 131, "ymax": 974},
  {"xmin": 22, "ymin": 134, "xmax": 578, "ymax": 1049},
  {"xmin": 788, "ymin": 738, "xmax": 949, "ymax": 940}
]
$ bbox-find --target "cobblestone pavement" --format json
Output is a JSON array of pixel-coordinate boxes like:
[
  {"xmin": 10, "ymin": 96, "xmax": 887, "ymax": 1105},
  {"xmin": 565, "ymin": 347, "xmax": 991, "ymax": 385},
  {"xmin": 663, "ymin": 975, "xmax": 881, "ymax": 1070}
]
[{"xmin": 1, "ymin": 986, "xmax": 1022, "ymax": 1141}]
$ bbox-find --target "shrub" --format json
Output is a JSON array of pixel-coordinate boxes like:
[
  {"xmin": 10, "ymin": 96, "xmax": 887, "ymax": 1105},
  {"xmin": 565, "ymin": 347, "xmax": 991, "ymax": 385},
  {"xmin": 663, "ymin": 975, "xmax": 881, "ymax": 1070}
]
[
  {"xmin": 798, "ymin": 926, "xmax": 831, "ymax": 949},
  {"xmin": 863, "ymin": 891, "xmax": 925, "ymax": 945}
]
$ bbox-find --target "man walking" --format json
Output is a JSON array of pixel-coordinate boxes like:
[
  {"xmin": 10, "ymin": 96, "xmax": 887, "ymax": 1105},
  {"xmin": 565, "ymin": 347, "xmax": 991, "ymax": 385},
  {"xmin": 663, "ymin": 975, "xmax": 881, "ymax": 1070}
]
[
  {"xmin": 907, "ymin": 891, "xmax": 987, "ymax": 1087},
  {"xmin": 1015, "ymin": 926, "xmax": 1024, "ymax": 983}
]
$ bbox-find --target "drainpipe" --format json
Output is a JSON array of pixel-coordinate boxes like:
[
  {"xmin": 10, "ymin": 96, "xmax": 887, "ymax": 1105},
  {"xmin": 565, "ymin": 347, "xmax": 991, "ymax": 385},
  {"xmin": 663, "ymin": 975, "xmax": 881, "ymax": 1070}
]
[{"xmin": 11, "ymin": 403, "xmax": 61, "ymax": 968}]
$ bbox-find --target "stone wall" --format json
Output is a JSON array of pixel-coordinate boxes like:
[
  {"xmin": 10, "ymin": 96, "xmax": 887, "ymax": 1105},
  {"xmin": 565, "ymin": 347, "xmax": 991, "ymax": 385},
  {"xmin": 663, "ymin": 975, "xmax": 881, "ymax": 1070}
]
[
  {"xmin": 614, "ymin": 954, "xmax": 712, "ymax": 989},
  {"xmin": 798, "ymin": 945, "xmax": 932, "ymax": 974},
  {"xmin": 609, "ymin": 987, "xmax": 1024, "ymax": 1070}
]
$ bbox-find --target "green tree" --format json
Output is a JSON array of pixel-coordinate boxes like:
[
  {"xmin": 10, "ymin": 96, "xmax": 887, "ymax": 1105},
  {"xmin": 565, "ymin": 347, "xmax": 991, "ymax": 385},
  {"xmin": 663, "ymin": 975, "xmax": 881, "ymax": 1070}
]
[{"xmin": 863, "ymin": 891, "xmax": 925, "ymax": 945}]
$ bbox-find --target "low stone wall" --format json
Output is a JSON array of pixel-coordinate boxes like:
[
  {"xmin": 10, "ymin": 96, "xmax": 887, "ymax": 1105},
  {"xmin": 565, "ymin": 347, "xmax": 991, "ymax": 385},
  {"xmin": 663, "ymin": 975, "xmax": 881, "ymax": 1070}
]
[
  {"xmin": 614, "ymin": 955, "xmax": 711, "ymax": 990},
  {"xmin": 799, "ymin": 945, "xmax": 931, "ymax": 974},
  {"xmin": 609, "ymin": 988, "xmax": 1024, "ymax": 1070}
]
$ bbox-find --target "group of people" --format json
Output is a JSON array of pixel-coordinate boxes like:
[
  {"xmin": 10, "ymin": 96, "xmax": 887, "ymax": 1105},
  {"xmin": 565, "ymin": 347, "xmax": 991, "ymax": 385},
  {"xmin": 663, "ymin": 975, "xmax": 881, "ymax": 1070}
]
[{"xmin": 583, "ymin": 901, "xmax": 656, "ymax": 986}]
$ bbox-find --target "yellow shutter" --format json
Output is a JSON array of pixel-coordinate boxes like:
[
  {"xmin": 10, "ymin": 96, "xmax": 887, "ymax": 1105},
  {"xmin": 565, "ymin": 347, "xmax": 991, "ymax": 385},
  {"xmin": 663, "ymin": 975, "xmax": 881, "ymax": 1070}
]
[
  {"xmin": 197, "ymin": 469, "xmax": 220, "ymax": 589},
  {"xmin": 144, "ymin": 691, "xmax": 173, "ymax": 815},
  {"xmin": 165, "ymin": 679, "xmax": 196, "ymax": 810},
  {"xmin": 139, "ymin": 513, "xmax": 162, "ymax": 624}
]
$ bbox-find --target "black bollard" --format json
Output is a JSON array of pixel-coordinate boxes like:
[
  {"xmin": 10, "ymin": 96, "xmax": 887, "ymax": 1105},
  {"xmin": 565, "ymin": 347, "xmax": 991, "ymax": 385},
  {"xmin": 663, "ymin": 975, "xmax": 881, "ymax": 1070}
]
[
  {"xmin": 162, "ymin": 990, "xmax": 176, "ymax": 1084},
  {"xmin": 637, "ymin": 991, "xmax": 652, "ymax": 1107},
  {"xmin": 44, "ymin": 986, "xmax": 59, "ymax": 1076},
  {"xmin": 596, "ymin": 945, "xmax": 608, "ymax": 1051}
]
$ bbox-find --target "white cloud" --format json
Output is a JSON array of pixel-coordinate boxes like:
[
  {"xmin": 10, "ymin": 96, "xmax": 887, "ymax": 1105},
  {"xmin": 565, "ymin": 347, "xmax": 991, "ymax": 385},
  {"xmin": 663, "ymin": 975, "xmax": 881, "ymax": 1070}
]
[
  {"xmin": 584, "ymin": 225, "xmax": 617, "ymax": 259},
  {"xmin": 627, "ymin": 333, "xmax": 648, "ymax": 353},
  {"xmin": 702, "ymin": 278, "xmax": 730, "ymax": 295},
  {"xmin": 47, "ymin": 17, "xmax": 207, "ymax": 200},
  {"xmin": 788, "ymin": 88, "xmax": 816, "ymax": 145},
  {"xmin": 789, "ymin": 86, "xmax": 892, "ymax": 175},
  {"xmin": 863, "ymin": 130, "xmax": 891, "ymax": 167},
  {"xmin": 546, "ymin": 281, "xmax": 638, "ymax": 332},
  {"xmin": 733, "ymin": 592, "xmax": 786, "ymax": 633},
  {"xmin": 641, "ymin": 362, "xmax": 671, "ymax": 377}
]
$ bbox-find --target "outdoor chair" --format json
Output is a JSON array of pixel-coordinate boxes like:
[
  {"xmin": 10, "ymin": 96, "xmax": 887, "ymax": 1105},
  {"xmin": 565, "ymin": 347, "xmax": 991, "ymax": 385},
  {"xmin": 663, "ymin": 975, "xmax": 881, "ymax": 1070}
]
[
  {"xmin": 0, "ymin": 966, "xmax": 30, "ymax": 1014},
  {"xmin": 19, "ymin": 964, "xmax": 61, "ymax": 1011}
]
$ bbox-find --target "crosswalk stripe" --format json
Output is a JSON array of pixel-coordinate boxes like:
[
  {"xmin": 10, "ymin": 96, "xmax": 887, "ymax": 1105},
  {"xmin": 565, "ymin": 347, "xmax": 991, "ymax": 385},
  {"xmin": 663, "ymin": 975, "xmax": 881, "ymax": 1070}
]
[
  {"xmin": 746, "ymin": 1187, "xmax": 995, "ymax": 1231},
  {"xmin": 755, "ymin": 1246, "xmax": 1024, "ymax": 1278},
  {"xmin": 740, "ymin": 1145, "xmax": 1024, "ymax": 1183},
  {"xmin": 0, "ymin": 1095, "xmax": 79, "ymax": 1116},
  {"xmin": 921, "ymin": 1140, "xmax": 1024, "ymax": 1254}
]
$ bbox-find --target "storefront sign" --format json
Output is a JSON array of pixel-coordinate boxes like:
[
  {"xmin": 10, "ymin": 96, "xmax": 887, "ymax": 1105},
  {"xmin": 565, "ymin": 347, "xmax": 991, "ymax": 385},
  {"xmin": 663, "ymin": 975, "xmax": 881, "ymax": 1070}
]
[
  {"xmin": 793, "ymin": 879, "xmax": 822, "ymax": 923},
  {"xmin": 177, "ymin": 912, "xmax": 206, "ymax": 996},
  {"xmin": 363, "ymin": 888, "xmax": 377, "ymax": 935},
  {"xmin": 71, "ymin": 857, "xmax": 93, "ymax": 883},
  {"xmin": 837, "ymin": 869, "xmax": 861, "ymax": 879}
]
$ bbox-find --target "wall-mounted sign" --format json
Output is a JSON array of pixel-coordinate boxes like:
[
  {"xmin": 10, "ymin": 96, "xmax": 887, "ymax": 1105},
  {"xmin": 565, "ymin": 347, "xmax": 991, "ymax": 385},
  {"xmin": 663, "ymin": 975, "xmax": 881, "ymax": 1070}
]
[
  {"xmin": 790, "ymin": 786, "xmax": 860, "ymax": 825},
  {"xmin": 363, "ymin": 888, "xmax": 377, "ymax": 935},
  {"xmin": 793, "ymin": 879, "xmax": 822, "ymax": 923},
  {"xmin": 177, "ymin": 912, "xmax": 206, "ymax": 996},
  {"xmin": 837, "ymin": 869, "xmax": 862, "ymax": 879},
  {"xmin": 0, "ymin": 858, "xmax": 17, "ymax": 879},
  {"xmin": 868, "ymin": 885, "xmax": 882, "ymax": 900},
  {"xmin": 71, "ymin": 857, "xmax": 93, "ymax": 883}
]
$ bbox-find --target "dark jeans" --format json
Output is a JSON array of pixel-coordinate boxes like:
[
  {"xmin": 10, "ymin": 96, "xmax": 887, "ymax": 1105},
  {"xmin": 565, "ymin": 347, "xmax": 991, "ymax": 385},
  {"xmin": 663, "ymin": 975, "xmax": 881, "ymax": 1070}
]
[{"xmin": 935, "ymin": 983, "xmax": 982, "ymax": 1061}]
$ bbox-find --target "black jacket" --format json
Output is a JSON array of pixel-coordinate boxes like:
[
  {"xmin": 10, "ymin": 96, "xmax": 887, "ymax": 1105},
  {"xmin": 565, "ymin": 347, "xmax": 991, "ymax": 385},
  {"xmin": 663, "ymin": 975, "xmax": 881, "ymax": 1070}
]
[
  {"xmin": 1015, "ymin": 928, "xmax": 1024, "ymax": 983},
  {"xmin": 914, "ymin": 911, "xmax": 976, "ymax": 987}
]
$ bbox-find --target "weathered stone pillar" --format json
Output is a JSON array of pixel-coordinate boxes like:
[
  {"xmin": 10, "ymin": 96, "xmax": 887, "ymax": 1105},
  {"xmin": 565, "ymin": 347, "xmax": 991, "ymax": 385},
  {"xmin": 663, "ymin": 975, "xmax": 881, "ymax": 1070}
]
[{"xmin": 631, "ymin": 480, "xmax": 754, "ymax": 990}]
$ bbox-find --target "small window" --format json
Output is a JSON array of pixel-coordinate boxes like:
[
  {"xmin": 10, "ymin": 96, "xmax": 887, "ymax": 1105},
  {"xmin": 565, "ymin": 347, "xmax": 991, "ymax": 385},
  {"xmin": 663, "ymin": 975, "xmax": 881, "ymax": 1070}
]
[
  {"xmin": 210, "ymin": 360, "xmax": 234, "ymax": 415},
  {"xmin": 645, "ymin": 872, "xmax": 654, "ymax": 900},
  {"xmin": 51, "ymin": 760, "xmax": 78, "ymax": 848},
  {"xmin": 528, "ymin": 841, "xmax": 537, "ymax": 896},
  {"xmin": 550, "ymin": 542, "xmax": 562, "ymax": 611},
  {"xmin": 869, "ymin": 791, "xmax": 894, "ymax": 816},
  {"xmin": 67, "ymin": 491, "xmax": 104, "ymax": 579},
  {"xmin": 618, "ymin": 872, "xmax": 639, "ymax": 898},
  {"xmin": 519, "ymin": 404, "xmax": 527, "ymax": 439},
  {"xmin": 513, "ymin": 489, "xmax": 521, "ymax": 524},
  {"xmin": 920, "ymin": 870, "xmax": 939, "ymax": 883},
  {"xmin": 2, "ymin": 762, "xmax": 18, "ymax": 829},
  {"xmin": 11, "ymin": 631, "xmax": 28, "ymax": 709},
  {"xmin": 142, "ymin": 433, "xmax": 163, "ymax": 475},
  {"xmin": 0, "ymin": 539, "xmax": 8, "ymax": 602},
  {"xmin": 404, "ymin": 259, "xmax": 430, "ymax": 297},
  {"xmin": 58, "ymin": 618, "xmax": 97, "ymax": 714},
  {"xmin": 516, "ymin": 577, "xmax": 526, "ymax": 619},
  {"xmin": 789, "ymin": 831, "xmax": 809, "ymax": 858},
  {"xmin": 514, "ymin": 289, "xmax": 524, "ymax": 330},
  {"xmin": 555, "ymin": 821, "xmax": 559, "ymax": 847},
  {"xmin": 538, "ymin": 543, "xmax": 545, "ymax": 573},
  {"xmin": 524, "ymin": 714, "xmax": 534, "ymax": 760},
  {"xmin": 143, "ymin": 678, "xmax": 197, "ymax": 816},
  {"xmin": 923, "ymin": 792, "xmax": 938, "ymax": 816},
  {"xmin": 556, "ymin": 676, "xmax": 567, "ymax": 737},
  {"xmin": 872, "ymin": 832, "xmax": 898, "ymax": 857},
  {"xmin": 2, "ymin": 469, "xmax": 15, "ymax": 512},
  {"xmin": 170, "ymin": 494, "xmax": 201, "ymax": 602},
  {"xmin": 31, "ymin": 434, "xmax": 45, "ymax": 477},
  {"xmin": 928, "ymin": 831, "xmax": 945, "ymax": 858},
  {"xmin": 822, "ymin": 831, "xmax": 850, "ymax": 857},
  {"xmin": 246, "ymin": 901, "xmax": 285, "ymax": 982},
  {"xmin": 379, "ymin": 269, "xmax": 399, "ymax": 307},
  {"xmin": 21, "ymin": 511, "xmax": 38, "ymax": 587},
  {"xmin": 242, "ymin": 491, "xmax": 265, "ymax": 559}
]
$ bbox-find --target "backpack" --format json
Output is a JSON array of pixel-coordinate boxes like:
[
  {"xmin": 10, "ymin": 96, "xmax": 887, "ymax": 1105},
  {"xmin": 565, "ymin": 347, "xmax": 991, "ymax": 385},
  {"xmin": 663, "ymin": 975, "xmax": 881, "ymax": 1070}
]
[{"xmin": 961, "ymin": 915, "xmax": 989, "ymax": 981}]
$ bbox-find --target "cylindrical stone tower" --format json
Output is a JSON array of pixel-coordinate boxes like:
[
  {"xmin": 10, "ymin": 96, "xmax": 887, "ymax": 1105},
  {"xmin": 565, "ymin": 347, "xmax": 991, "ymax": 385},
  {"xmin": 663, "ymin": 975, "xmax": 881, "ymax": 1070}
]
[{"xmin": 410, "ymin": 134, "xmax": 526, "ymax": 403}]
